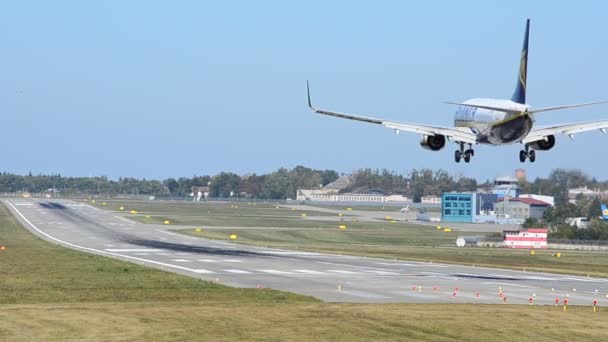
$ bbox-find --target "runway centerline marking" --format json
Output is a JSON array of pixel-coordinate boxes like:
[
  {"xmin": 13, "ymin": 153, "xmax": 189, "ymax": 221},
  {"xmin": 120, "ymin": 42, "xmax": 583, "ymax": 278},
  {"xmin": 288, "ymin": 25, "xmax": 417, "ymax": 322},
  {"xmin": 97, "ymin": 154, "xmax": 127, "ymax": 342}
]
[
  {"xmin": 293, "ymin": 270, "xmax": 325, "ymax": 275},
  {"xmin": 5, "ymin": 200, "xmax": 220, "ymax": 277},
  {"xmin": 259, "ymin": 270, "xmax": 295, "ymax": 275},
  {"xmin": 327, "ymin": 270, "xmax": 362, "ymax": 274}
]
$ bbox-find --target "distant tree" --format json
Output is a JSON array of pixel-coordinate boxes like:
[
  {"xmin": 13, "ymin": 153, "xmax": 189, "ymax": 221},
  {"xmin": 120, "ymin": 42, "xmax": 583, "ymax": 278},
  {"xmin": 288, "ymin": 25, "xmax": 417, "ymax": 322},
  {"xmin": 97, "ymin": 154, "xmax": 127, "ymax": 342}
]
[
  {"xmin": 522, "ymin": 217, "xmax": 541, "ymax": 228},
  {"xmin": 164, "ymin": 178, "xmax": 179, "ymax": 195},
  {"xmin": 588, "ymin": 198, "xmax": 603, "ymax": 219},
  {"xmin": 209, "ymin": 172, "xmax": 241, "ymax": 198}
]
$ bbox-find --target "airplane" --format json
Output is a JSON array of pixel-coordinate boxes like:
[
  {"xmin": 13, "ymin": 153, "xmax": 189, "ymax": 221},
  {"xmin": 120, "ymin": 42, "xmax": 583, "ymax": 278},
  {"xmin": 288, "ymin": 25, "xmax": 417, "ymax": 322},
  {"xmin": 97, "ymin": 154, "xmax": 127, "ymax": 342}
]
[
  {"xmin": 601, "ymin": 204, "xmax": 608, "ymax": 220},
  {"xmin": 307, "ymin": 19, "xmax": 608, "ymax": 163}
]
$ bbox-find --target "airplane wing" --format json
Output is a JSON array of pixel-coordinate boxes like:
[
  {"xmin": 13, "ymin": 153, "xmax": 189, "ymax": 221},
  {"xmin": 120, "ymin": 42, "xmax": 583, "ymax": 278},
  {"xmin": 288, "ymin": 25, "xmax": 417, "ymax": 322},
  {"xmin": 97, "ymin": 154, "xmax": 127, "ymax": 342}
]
[
  {"xmin": 522, "ymin": 120, "xmax": 608, "ymax": 144},
  {"xmin": 308, "ymin": 82, "xmax": 477, "ymax": 144}
]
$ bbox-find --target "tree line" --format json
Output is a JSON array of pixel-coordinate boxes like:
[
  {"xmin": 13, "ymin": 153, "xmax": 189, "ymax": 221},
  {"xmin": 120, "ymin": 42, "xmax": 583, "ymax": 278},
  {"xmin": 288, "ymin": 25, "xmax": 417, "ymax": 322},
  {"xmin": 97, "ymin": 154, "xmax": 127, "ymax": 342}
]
[{"xmin": 1, "ymin": 168, "xmax": 608, "ymax": 204}]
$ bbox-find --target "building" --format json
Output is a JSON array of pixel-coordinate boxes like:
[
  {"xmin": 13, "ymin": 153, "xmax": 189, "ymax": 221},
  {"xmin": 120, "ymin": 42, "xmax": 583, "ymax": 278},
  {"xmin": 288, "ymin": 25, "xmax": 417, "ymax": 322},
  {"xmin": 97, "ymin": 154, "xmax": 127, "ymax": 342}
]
[
  {"xmin": 503, "ymin": 228, "xmax": 548, "ymax": 249},
  {"xmin": 442, "ymin": 193, "xmax": 476, "ymax": 222},
  {"xmin": 296, "ymin": 189, "xmax": 410, "ymax": 203},
  {"xmin": 494, "ymin": 197, "xmax": 550, "ymax": 220},
  {"xmin": 441, "ymin": 192, "xmax": 500, "ymax": 223},
  {"xmin": 493, "ymin": 176, "xmax": 520, "ymax": 199},
  {"xmin": 421, "ymin": 196, "xmax": 442, "ymax": 205},
  {"xmin": 568, "ymin": 186, "xmax": 608, "ymax": 203},
  {"xmin": 190, "ymin": 186, "xmax": 210, "ymax": 201},
  {"xmin": 519, "ymin": 194, "xmax": 555, "ymax": 207}
]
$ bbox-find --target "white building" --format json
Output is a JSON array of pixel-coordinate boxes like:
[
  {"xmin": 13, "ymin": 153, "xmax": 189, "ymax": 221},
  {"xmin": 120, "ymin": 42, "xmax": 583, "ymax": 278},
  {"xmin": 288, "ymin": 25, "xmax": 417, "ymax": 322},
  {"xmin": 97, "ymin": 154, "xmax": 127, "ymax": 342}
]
[
  {"xmin": 296, "ymin": 189, "xmax": 410, "ymax": 203},
  {"xmin": 421, "ymin": 196, "xmax": 442, "ymax": 205},
  {"xmin": 568, "ymin": 186, "xmax": 608, "ymax": 203}
]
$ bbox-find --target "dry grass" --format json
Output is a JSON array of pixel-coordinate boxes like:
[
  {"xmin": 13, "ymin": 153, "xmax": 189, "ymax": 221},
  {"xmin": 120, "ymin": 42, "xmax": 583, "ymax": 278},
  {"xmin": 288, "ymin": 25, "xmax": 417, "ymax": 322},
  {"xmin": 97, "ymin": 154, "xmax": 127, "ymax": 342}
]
[{"xmin": 1, "ymin": 302, "xmax": 607, "ymax": 342}]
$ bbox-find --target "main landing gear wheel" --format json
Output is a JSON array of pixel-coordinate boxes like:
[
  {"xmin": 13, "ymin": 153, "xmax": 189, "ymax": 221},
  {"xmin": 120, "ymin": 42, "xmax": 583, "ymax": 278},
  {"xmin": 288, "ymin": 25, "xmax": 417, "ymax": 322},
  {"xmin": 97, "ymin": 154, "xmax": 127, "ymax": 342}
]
[
  {"xmin": 519, "ymin": 150, "xmax": 527, "ymax": 163},
  {"xmin": 463, "ymin": 150, "xmax": 472, "ymax": 163},
  {"xmin": 455, "ymin": 144, "xmax": 474, "ymax": 163},
  {"xmin": 529, "ymin": 150, "xmax": 536, "ymax": 162},
  {"xmin": 519, "ymin": 147, "xmax": 536, "ymax": 163}
]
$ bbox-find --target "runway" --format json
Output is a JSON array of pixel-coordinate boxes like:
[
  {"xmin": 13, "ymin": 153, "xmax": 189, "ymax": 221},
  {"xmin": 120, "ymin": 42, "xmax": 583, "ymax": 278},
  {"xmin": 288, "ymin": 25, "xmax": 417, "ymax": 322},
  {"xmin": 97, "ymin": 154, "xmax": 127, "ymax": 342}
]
[{"xmin": 6, "ymin": 199, "xmax": 608, "ymax": 305}]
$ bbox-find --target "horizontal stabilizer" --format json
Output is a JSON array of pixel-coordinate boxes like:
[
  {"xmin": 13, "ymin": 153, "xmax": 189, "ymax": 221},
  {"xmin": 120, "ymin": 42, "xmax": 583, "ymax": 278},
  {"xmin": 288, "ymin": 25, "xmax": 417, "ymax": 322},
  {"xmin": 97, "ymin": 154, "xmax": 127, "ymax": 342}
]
[{"xmin": 529, "ymin": 100, "xmax": 608, "ymax": 114}]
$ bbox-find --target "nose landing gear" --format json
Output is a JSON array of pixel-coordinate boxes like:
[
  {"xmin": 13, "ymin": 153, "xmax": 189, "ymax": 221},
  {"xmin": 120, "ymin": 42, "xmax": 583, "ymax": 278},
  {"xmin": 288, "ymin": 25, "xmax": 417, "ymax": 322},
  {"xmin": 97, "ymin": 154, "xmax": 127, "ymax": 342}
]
[{"xmin": 455, "ymin": 143, "xmax": 474, "ymax": 163}]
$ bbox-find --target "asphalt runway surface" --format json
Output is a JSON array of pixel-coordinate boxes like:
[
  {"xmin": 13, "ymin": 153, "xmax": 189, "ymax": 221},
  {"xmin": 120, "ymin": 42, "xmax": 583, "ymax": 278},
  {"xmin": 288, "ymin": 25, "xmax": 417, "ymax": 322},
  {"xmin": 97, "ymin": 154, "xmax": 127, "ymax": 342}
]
[{"xmin": 6, "ymin": 199, "xmax": 608, "ymax": 305}]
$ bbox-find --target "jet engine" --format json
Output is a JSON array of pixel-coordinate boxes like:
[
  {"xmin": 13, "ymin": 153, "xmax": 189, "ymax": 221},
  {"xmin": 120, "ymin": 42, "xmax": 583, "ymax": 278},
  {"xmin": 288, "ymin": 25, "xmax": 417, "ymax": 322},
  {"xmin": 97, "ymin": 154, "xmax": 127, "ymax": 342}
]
[
  {"xmin": 528, "ymin": 135, "xmax": 556, "ymax": 150},
  {"xmin": 420, "ymin": 134, "xmax": 446, "ymax": 151}
]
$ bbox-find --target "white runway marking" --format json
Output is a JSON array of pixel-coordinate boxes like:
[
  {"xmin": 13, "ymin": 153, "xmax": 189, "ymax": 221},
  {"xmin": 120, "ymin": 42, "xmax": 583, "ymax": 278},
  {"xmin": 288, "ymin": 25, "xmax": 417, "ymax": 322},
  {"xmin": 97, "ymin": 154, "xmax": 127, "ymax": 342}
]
[
  {"xmin": 327, "ymin": 270, "xmax": 361, "ymax": 274},
  {"xmin": 261, "ymin": 251, "xmax": 321, "ymax": 256},
  {"xmin": 293, "ymin": 270, "xmax": 325, "ymax": 275},
  {"xmin": 172, "ymin": 259, "xmax": 192, "ymax": 263},
  {"xmin": 197, "ymin": 259, "xmax": 219, "ymax": 262},
  {"xmin": 114, "ymin": 216, "xmax": 136, "ymax": 224},
  {"xmin": 134, "ymin": 253, "xmax": 149, "ymax": 256},
  {"xmin": 155, "ymin": 253, "xmax": 171, "ymax": 256},
  {"xmin": 154, "ymin": 229, "xmax": 198, "ymax": 240},
  {"xmin": 483, "ymin": 282, "xmax": 538, "ymax": 289},
  {"xmin": 4, "ymin": 201, "xmax": 221, "ymax": 277},
  {"xmin": 223, "ymin": 259, "xmax": 242, "ymax": 263},
  {"xmin": 84, "ymin": 204, "xmax": 101, "ymax": 211},
  {"xmin": 366, "ymin": 270, "xmax": 400, "ymax": 275},
  {"xmin": 191, "ymin": 269, "xmax": 215, "ymax": 274},
  {"xmin": 260, "ymin": 270, "xmax": 295, "ymax": 275},
  {"xmin": 224, "ymin": 269, "xmax": 251, "ymax": 274},
  {"xmin": 104, "ymin": 249, "xmax": 165, "ymax": 252}
]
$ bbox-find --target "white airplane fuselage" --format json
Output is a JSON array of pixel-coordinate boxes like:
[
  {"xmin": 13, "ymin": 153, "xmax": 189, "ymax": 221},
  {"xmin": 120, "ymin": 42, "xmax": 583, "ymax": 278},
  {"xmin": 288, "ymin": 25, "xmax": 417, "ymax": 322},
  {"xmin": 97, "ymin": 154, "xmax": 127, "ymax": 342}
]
[{"xmin": 454, "ymin": 98, "xmax": 532, "ymax": 145}]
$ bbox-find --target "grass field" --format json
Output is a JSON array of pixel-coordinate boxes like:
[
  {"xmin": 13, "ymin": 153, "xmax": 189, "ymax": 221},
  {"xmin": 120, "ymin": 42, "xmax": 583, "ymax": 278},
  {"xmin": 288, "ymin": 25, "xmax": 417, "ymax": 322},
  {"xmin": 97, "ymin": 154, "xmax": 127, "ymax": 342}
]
[
  {"xmin": 182, "ymin": 227, "xmax": 608, "ymax": 277},
  {"xmin": 0, "ymin": 202, "xmax": 310, "ymax": 305},
  {"xmin": 2, "ymin": 201, "xmax": 608, "ymax": 341},
  {"xmin": 85, "ymin": 199, "xmax": 608, "ymax": 277},
  {"xmin": 2, "ymin": 303, "xmax": 607, "ymax": 342}
]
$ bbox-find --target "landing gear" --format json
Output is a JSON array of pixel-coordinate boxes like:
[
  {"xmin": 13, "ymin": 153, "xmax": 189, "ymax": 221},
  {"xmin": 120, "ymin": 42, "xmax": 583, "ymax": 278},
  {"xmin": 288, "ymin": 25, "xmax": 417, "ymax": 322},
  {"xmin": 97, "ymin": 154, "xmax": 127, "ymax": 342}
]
[
  {"xmin": 455, "ymin": 143, "xmax": 474, "ymax": 163},
  {"xmin": 519, "ymin": 146, "xmax": 536, "ymax": 163}
]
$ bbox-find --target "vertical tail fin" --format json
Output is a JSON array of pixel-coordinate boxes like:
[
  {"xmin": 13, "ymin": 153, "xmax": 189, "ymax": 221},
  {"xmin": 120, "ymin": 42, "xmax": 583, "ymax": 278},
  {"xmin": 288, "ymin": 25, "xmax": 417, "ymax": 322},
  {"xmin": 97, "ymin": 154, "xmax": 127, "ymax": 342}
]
[
  {"xmin": 511, "ymin": 19, "xmax": 530, "ymax": 104},
  {"xmin": 602, "ymin": 204, "xmax": 608, "ymax": 220}
]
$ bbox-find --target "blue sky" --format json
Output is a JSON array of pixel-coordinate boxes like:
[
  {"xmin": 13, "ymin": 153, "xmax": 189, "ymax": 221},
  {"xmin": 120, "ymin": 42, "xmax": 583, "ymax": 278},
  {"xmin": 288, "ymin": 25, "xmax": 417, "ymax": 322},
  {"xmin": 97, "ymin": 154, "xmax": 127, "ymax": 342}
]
[{"xmin": 1, "ymin": 1, "xmax": 607, "ymax": 181}]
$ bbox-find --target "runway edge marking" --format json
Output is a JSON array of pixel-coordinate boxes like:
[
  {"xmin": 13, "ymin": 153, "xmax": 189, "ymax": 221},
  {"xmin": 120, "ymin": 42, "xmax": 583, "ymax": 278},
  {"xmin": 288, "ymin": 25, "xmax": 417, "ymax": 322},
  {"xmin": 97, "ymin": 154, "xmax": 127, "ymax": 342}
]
[{"xmin": 4, "ymin": 200, "xmax": 215, "ymax": 276}]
